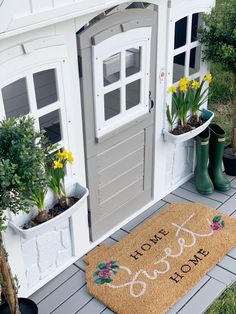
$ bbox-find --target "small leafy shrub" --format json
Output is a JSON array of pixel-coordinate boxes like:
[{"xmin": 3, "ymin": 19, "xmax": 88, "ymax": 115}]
[
  {"xmin": 0, "ymin": 116, "xmax": 50, "ymax": 314},
  {"xmin": 0, "ymin": 116, "xmax": 50, "ymax": 220},
  {"xmin": 198, "ymin": 0, "xmax": 236, "ymax": 153},
  {"xmin": 209, "ymin": 65, "xmax": 235, "ymax": 105}
]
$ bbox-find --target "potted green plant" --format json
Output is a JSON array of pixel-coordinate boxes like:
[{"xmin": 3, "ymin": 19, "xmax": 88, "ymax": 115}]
[
  {"xmin": 198, "ymin": 0, "xmax": 236, "ymax": 175},
  {"xmin": 49, "ymin": 149, "xmax": 75, "ymax": 209},
  {"xmin": 0, "ymin": 116, "xmax": 47, "ymax": 313},
  {"xmin": 9, "ymin": 147, "xmax": 88, "ymax": 240},
  {"xmin": 2, "ymin": 116, "xmax": 88, "ymax": 297},
  {"xmin": 164, "ymin": 75, "xmax": 215, "ymax": 144}
]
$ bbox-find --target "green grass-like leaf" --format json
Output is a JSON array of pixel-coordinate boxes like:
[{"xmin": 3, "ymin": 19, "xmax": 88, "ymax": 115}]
[{"xmin": 206, "ymin": 283, "xmax": 236, "ymax": 314}]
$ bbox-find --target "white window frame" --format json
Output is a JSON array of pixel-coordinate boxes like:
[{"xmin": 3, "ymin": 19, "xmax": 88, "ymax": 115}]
[
  {"xmin": 172, "ymin": 13, "xmax": 204, "ymax": 84},
  {"xmin": 0, "ymin": 62, "xmax": 69, "ymax": 150},
  {"xmin": 93, "ymin": 27, "xmax": 152, "ymax": 138}
]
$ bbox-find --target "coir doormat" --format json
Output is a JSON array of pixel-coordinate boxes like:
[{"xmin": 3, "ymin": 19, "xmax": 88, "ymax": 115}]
[{"xmin": 85, "ymin": 203, "xmax": 236, "ymax": 314}]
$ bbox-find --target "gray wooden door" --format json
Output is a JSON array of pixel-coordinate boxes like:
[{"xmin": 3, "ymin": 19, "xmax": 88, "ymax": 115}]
[{"xmin": 77, "ymin": 9, "xmax": 157, "ymax": 240}]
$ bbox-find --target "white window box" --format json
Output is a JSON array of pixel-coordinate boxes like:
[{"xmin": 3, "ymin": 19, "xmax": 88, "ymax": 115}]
[{"xmin": 163, "ymin": 109, "xmax": 214, "ymax": 144}]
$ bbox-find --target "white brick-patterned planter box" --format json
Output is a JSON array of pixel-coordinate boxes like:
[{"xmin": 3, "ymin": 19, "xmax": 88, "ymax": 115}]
[{"xmin": 9, "ymin": 182, "xmax": 88, "ymax": 289}]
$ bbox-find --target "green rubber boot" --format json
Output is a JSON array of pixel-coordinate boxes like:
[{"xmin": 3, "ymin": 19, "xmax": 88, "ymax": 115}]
[
  {"xmin": 194, "ymin": 128, "xmax": 214, "ymax": 195},
  {"xmin": 208, "ymin": 124, "xmax": 231, "ymax": 192}
]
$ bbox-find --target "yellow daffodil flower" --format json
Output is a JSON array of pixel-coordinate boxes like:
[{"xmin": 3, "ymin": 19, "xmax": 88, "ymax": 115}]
[
  {"xmin": 53, "ymin": 160, "xmax": 63, "ymax": 169},
  {"xmin": 57, "ymin": 150, "xmax": 65, "ymax": 160},
  {"xmin": 192, "ymin": 80, "xmax": 200, "ymax": 89},
  {"xmin": 184, "ymin": 77, "xmax": 190, "ymax": 85},
  {"xmin": 66, "ymin": 151, "xmax": 74, "ymax": 164},
  {"xmin": 204, "ymin": 73, "xmax": 212, "ymax": 83},
  {"xmin": 179, "ymin": 83, "xmax": 187, "ymax": 92},
  {"xmin": 168, "ymin": 86, "xmax": 177, "ymax": 93},
  {"xmin": 179, "ymin": 77, "xmax": 190, "ymax": 86},
  {"xmin": 179, "ymin": 77, "xmax": 189, "ymax": 92}
]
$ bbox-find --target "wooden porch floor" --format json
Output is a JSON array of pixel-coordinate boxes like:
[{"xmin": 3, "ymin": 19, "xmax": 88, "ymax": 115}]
[{"xmin": 31, "ymin": 175, "xmax": 236, "ymax": 314}]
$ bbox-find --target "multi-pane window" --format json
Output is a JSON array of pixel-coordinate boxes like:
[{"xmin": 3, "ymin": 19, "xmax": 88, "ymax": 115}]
[
  {"xmin": 2, "ymin": 78, "xmax": 30, "ymax": 118},
  {"xmin": 102, "ymin": 47, "xmax": 142, "ymax": 121},
  {"xmin": 0, "ymin": 65, "xmax": 66, "ymax": 148},
  {"xmin": 93, "ymin": 27, "xmax": 151, "ymax": 138},
  {"xmin": 173, "ymin": 13, "xmax": 203, "ymax": 83}
]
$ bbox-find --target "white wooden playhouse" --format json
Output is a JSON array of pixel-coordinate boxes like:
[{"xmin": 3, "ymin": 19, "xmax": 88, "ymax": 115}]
[{"xmin": 0, "ymin": 0, "xmax": 214, "ymax": 297}]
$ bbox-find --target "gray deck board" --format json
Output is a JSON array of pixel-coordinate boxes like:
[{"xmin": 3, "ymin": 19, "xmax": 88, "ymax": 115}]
[
  {"xmin": 74, "ymin": 258, "xmax": 87, "ymax": 271},
  {"xmin": 167, "ymin": 276, "xmax": 210, "ymax": 314},
  {"xmin": 208, "ymin": 265, "xmax": 236, "ymax": 286},
  {"xmin": 218, "ymin": 255, "xmax": 236, "ymax": 275},
  {"xmin": 217, "ymin": 193, "xmax": 236, "ymax": 215},
  {"xmin": 37, "ymin": 271, "xmax": 86, "ymax": 313},
  {"xmin": 51, "ymin": 285, "xmax": 92, "ymax": 314},
  {"xmin": 181, "ymin": 180, "xmax": 231, "ymax": 202},
  {"xmin": 225, "ymin": 174, "xmax": 235, "ymax": 182},
  {"xmin": 31, "ymin": 177, "xmax": 236, "ymax": 314},
  {"xmin": 228, "ymin": 246, "xmax": 236, "ymax": 259},
  {"xmin": 30, "ymin": 264, "xmax": 78, "ymax": 303},
  {"xmin": 172, "ymin": 188, "xmax": 221, "ymax": 208},
  {"xmin": 122, "ymin": 199, "xmax": 166, "ymax": 232},
  {"xmin": 230, "ymin": 178, "xmax": 236, "ymax": 188},
  {"xmin": 100, "ymin": 309, "xmax": 115, "ymax": 314},
  {"xmin": 177, "ymin": 278, "xmax": 226, "ymax": 314},
  {"xmin": 163, "ymin": 193, "xmax": 193, "ymax": 204},
  {"xmin": 110, "ymin": 229, "xmax": 129, "ymax": 241},
  {"xmin": 76, "ymin": 298, "xmax": 106, "ymax": 314}
]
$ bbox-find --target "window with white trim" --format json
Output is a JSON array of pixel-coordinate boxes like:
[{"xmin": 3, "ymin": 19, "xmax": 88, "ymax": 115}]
[
  {"xmin": 173, "ymin": 13, "xmax": 203, "ymax": 83},
  {"xmin": 0, "ymin": 64, "xmax": 68, "ymax": 148},
  {"xmin": 93, "ymin": 27, "xmax": 152, "ymax": 138}
]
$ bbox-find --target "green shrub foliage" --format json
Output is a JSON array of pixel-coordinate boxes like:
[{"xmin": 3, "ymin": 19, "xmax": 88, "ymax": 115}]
[
  {"xmin": 198, "ymin": 0, "xmax": 236, "ymax": 74},
  {"xmin": 0, "ymin": 117, "xmax": 50, "ymax": 230},
  {"xmin": 199, "ymin": 0, "xmax": 236, "ymax": 152}
]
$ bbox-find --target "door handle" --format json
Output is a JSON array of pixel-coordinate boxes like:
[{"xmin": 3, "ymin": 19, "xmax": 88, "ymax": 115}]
[{"xmin": 149, "ymin": 91, "xmax": 155, "ymax": 113}]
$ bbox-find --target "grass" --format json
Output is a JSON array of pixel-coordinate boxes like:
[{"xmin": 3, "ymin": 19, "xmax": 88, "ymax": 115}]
[
  {"xmin": 208, "ymin": 64, "xmax": 234, "ymax": 145},
  {"xmin": 206, "ymin": 284, "xmax": 236, "ymax": 314}
]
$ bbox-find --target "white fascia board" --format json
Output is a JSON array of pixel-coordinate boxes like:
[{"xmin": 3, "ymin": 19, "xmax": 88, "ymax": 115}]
[{"xmin": 0, "ymin": 0, "xmax": 168, "ymax": 40}]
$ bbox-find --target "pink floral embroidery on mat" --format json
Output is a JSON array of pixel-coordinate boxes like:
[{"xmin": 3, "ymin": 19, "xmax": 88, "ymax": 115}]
[
  {"xmin": 93, "ymin": 261, "xmax": 119, "ymax": 285},
  {"xmin": 211, "ymin": 215, "xmax": 225, "ymax": 231}
]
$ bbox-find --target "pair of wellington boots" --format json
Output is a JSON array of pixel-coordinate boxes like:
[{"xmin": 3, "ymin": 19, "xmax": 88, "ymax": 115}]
[{"xmin": 194, "ymin": 124, "xmax": 231, "ymax": 195}]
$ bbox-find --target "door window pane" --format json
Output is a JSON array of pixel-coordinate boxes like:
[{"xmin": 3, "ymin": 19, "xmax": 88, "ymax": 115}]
[
  {"xmin": 33, "ymin": 69, "xmax": 58, "ymax": 109},
  {"xmin": 103, "ymin": 53, "xmax": 121, "ymax": 86},
  {"xmin": 39, "ymin": 110, "xmax": 61, "ymax": 144},
  {"xmin": 174, "ymin": 17, "xmax": 187, "ymax": 49},
  {"xmin": 104, "ymin": 89, "xmax": 120, "ymax": 120},
  {"xmin": 191, "ymin": 13, "xmax": 202, "ymax": 42},
  {"xmin": 173, "ymin": 52, "xmax": 186, "ymax": 83},
  {"xmin": 189, "ymin": 46, "xmax": 201, "ymax": 75},
  {"xmin": 2, "ymin": 78, "xmax": 30, "ymax": 118},
  {"xmin": 126, "ymin": 47, "xmax": 141, "ymax": 77},
  {"xmin": 126, "ymin": 80, "xmax": 141, "ymax": 110}
]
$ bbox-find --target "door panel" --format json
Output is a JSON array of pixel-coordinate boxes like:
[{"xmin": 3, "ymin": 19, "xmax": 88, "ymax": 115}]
[
  {"xmin": 77, "ymin": 9, "xmax": 157, "ymax": 240},
  {"xmin": 97, "ymin": 131, "xmax": 144, "ymax": 169},
  {"xmin": 98, "ymin": 147, "xmax": 144, "ymax": 185}
]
